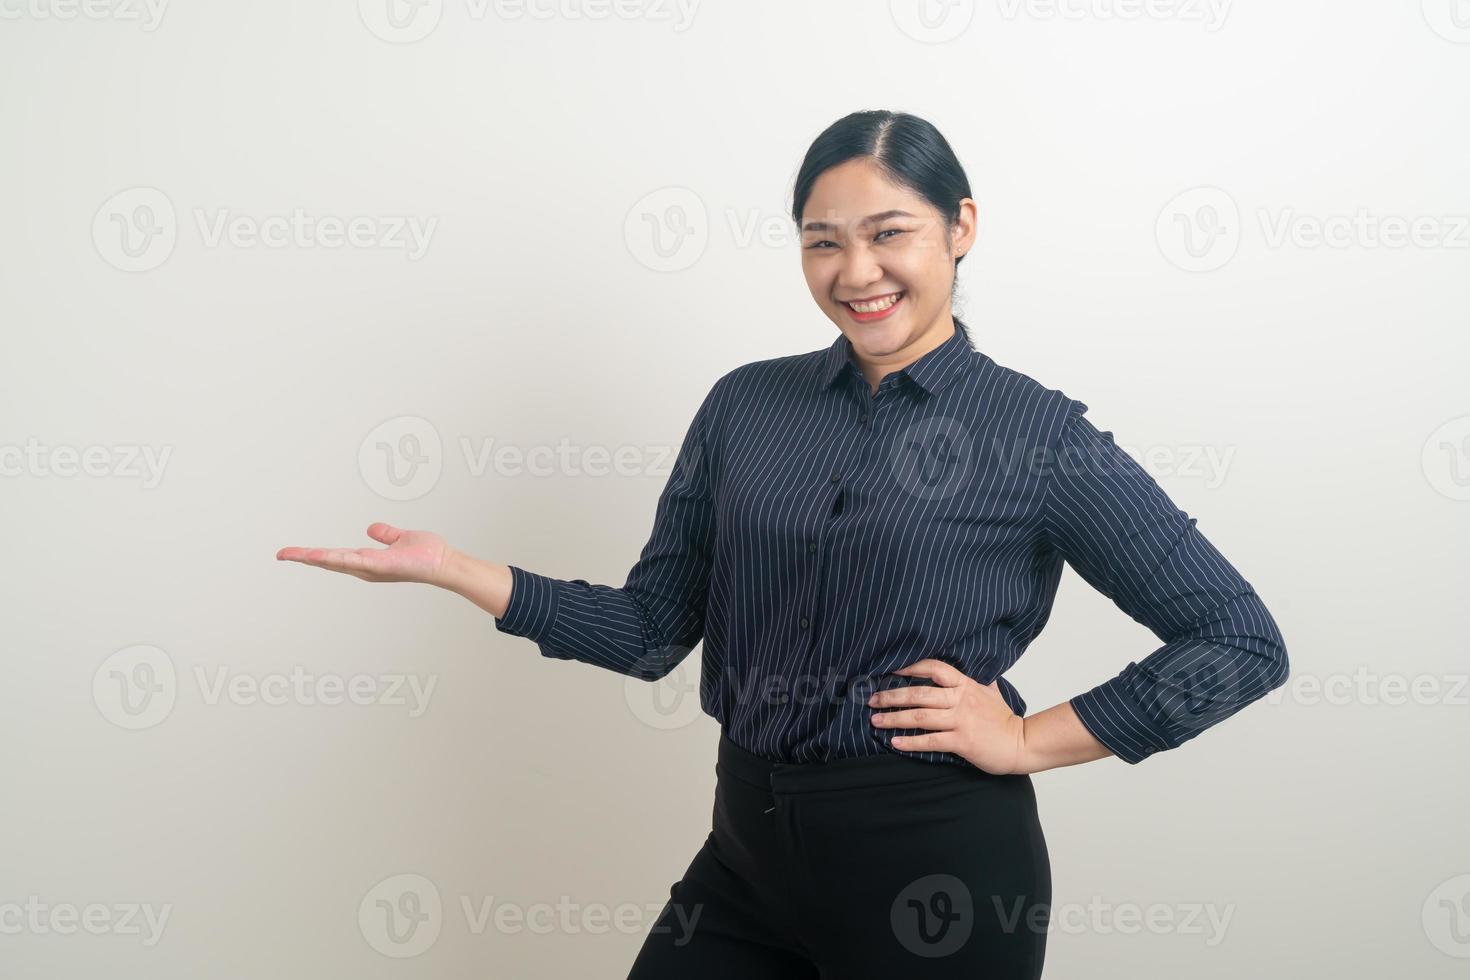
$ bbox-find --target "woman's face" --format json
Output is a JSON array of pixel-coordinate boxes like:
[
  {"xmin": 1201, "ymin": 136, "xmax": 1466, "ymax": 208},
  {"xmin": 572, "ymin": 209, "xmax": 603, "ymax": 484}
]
[{"xmin": 799, "ymin": 157, "xmax": 976, "ymax": 368}]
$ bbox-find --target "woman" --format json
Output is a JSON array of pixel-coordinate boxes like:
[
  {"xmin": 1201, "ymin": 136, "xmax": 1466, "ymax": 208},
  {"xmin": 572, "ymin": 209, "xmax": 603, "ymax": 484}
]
[{"xmin": 278, "ymin": 110, "xmax": 1289, "ymax": 978}]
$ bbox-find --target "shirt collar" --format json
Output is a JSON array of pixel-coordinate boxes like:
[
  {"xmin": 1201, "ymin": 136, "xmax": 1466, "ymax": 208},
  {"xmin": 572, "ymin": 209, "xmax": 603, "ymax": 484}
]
[{"xmin": 820, "ymin": 323, "xmax": 974, "ymax": 398}]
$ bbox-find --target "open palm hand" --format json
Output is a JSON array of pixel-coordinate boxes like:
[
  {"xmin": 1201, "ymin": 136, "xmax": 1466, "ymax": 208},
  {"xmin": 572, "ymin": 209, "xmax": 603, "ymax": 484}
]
[{"xmin": 276, "ymin": 523, "xmax": 453, "ymax": 585}]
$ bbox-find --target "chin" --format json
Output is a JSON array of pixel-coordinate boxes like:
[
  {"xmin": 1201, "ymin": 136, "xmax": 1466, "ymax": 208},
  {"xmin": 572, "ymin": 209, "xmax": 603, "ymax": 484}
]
[{"xmin": 846, "ymin": 322, "xmax": 909, "ymax": 352}]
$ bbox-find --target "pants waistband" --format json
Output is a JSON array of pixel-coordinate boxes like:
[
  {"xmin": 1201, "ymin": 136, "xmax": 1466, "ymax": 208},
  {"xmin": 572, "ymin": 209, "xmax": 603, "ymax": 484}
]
[{"xmin": 717, "ymin": 729, "xmax": 978, "ymax": 794}]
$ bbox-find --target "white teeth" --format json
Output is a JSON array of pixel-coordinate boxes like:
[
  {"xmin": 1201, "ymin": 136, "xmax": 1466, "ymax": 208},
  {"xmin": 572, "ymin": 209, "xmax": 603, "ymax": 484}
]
[{"xmin": 847, "ymin": 292, "xmax": 902, "ymax": 313}]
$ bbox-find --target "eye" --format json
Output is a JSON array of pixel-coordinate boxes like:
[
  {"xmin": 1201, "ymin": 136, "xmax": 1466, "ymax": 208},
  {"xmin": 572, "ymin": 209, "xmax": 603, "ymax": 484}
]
[
  {"xmin": 803, "ymin": 240, "xmax": 837, "ymax": 249},
  {"xmin": 875, "ymin": 228, "xmax": 905, "ymax": 241}
]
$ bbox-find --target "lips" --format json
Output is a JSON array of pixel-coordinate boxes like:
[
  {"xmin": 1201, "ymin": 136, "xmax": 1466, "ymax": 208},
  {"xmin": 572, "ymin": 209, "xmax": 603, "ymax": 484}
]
[{"xmin": 842, "ymin": 290, "xmax": 906, "ymax": 322}]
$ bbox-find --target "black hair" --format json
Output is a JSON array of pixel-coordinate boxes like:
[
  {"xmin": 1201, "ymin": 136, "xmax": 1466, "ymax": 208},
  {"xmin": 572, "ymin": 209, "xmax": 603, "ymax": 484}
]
[{"xmin": 790, "ymin": 110, "xmax": 975, "ymax": 347}]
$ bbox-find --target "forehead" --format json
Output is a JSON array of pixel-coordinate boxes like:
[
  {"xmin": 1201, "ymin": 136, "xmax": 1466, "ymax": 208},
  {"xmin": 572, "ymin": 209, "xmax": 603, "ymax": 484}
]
[{"xmin": 800, "ymin": 157, "xmax": 936, "ymax": 229}]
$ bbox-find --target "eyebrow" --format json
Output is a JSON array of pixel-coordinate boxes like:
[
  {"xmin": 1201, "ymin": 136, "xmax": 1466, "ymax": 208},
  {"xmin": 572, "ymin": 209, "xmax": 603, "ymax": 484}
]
[{"xmin": 800, "ymin": 210, "xmax": 918, "ymax": 234}]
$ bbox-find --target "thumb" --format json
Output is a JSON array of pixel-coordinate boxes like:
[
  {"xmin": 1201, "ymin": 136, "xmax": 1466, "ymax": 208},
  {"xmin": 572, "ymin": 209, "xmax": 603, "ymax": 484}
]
[{"xmin": 366, "ymin": 522, "xmax": 402, "ymax": 545}]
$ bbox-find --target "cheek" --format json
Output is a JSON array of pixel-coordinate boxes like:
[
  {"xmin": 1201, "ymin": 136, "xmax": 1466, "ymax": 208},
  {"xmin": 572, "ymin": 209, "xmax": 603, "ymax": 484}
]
[
  {"xmin": 801, "ymin": 263, "xmax": 833, "ymax": 297},
  {"xmin": 895, "ymin": 250, "xmax": 948, "ymax": 293}
]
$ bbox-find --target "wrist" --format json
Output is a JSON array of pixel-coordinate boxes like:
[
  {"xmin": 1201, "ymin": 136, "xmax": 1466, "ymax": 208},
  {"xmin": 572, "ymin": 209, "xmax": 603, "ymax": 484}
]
[
  {"xmin": 1018, "ymin": 715, "xmax": 1043, "ymax": 776},
  {"xmin": 437, "ymin": 549, "xmax": 517, "ymax": 621},
  {"xmin": 1016, "ymin": 700, "xmax": 1117, "ymax": 773},
  {"xmin": 437, "ymin": 546, "xmax": 472, "ymax": 593}
]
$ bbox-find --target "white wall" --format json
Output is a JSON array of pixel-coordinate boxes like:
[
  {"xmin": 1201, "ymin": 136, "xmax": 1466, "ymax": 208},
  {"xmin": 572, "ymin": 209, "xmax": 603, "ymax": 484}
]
[{"xmin": 2, "ymin": 1, "xmax": 1466, "ymax": 976}]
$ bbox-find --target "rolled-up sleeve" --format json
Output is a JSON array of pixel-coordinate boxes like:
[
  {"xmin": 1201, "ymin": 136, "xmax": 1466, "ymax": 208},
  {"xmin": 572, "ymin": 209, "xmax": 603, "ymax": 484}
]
[
  {"xmin": 1041, "ymin": 400, "xmax": 1289, "ymax": 764},
  {"xmin": 493, "ymin": 381, "xmax": 720, "ymax": 681}
]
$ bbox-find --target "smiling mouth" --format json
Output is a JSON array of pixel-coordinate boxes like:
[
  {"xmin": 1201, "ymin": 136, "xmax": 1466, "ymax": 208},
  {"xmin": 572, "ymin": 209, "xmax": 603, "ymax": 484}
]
[{"xmin": 842, "ymin": 290, "xmax": 905, "ymax": 313}]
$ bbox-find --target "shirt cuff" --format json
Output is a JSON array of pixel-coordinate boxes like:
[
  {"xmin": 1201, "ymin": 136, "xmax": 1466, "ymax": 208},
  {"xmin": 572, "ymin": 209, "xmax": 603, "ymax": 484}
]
[
  {"xmin": 1069, "ymin": 663, "xmax": 1179, "ymax": 765},
  {"xmin": 494, "ymin": 565, "xmax": 562, "ymax": 642}
]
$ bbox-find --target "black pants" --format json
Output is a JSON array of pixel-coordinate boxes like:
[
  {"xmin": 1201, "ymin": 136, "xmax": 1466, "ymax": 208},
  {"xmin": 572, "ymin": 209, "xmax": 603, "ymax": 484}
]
[{"xmin": 629, "ymin": 731, "xmax": 1051, "ymax": 978}]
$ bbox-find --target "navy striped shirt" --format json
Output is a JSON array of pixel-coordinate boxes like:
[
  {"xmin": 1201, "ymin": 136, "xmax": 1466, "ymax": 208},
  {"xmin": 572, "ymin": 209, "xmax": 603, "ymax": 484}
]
[{"xmin": 495, "ymin": 325, "xmax": 1289, "ymax": 767}]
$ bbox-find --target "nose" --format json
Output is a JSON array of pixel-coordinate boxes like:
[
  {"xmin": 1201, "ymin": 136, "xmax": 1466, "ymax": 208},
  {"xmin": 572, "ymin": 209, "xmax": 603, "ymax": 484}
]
[{"xmin": 835, "ymin": 245, "xmax": 884, "ymax": 293}]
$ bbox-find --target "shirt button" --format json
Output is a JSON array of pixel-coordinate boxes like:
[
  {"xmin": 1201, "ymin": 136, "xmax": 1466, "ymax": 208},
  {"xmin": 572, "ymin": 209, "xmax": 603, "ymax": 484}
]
[
  {"xmin": 799, "ymin": 616, "xmax": 809, "ymax": 629},
  {"xmin": 858, "ymin": 413, "xmax": 868, "ymax": 425},
  {"xmin": 807, "ymin": 541, "xmax": 817, "ymax": 554},
  {"xmin": 830, "ymin": 473, "xmax": 840, "ymax": 484}
]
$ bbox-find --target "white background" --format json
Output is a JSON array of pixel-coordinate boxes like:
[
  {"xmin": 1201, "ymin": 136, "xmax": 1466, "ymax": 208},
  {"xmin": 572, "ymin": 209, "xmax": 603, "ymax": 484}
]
[{"xmin": 2, "ymin": 0, "xmax": 1467, "ymax": 976}]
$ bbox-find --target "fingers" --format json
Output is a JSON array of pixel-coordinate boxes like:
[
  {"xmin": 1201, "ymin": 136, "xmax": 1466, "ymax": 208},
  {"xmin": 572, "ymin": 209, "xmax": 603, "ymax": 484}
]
[
  {"xmin": 888, "ymin": 732, "xmax": 957, "ymax": 753},
  {"xmin": 324, "ymin": 548, "xmax": 362, "ymax": 570},
  {"xmin": 278, "ymin": 523, "xmax": 400, "ymax": 567},
  {"xmin": 868, "ymin": 684, "xmax": 953, "ymax": 709},
  {"xmin": 275, "ymin": 546, "xmax": 376, "ymax": 574},
  {"xmin": 892, "ymin": 658, "xmax": 967, "ymax": 687},
  {"xmin": 870, "ymin": 706, "xmax": 956, "ymax": 732}
]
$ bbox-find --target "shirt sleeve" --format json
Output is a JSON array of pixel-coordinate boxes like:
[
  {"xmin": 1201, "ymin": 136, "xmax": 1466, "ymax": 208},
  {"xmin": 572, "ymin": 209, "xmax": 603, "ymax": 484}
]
[
  {"xmin": 492, "ymin": 383, "xmax": 719, "ymax": 681},
  {"xmin": 1040, "ymin": 399, "xmax": 1289, "ymax": 764}
]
